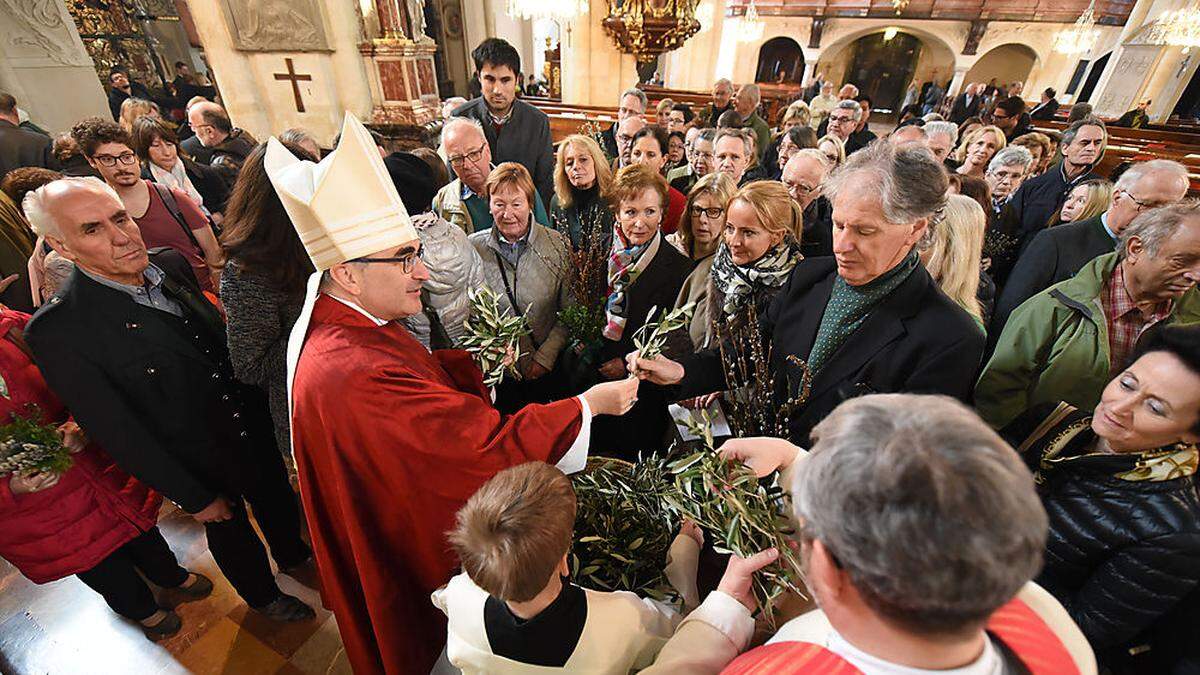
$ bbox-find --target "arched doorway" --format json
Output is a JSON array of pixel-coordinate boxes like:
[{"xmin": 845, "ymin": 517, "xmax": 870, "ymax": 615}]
[
  {"xmin": 964, "ymin": 44, "xmax": 1038, "ymax": 90},
  {"xmin": 845, "ymin": 31, "xmax": 921, "ymax": 111},
  {"xmin": 755, "ymin": 37, "xmax": 805, "ymax": 85}
]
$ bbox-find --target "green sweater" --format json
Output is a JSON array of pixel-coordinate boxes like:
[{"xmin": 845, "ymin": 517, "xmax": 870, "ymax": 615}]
[{"xmin": 976, "ymin": 252, "xmax": 1200, "ymax": 428}]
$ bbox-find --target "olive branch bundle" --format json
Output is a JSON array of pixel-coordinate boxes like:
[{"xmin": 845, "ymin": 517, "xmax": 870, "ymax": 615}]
[
  {"xmin": 0, "ymin": 408, "xmax": 73, "ymax": 477},
  {"xmin": 662, "ymin": 411, "xmax": 807, "ymax": 628},
  {"xmin": 570, "ymin": 456, "xmax": 680, "ymax": 602},
  {"xmin": 460, "ymin": 287, "xmax": 531, "ymax": 387},
  {"xmin": 632, "ymin": 303, "xmax": 695, "ymax": 361}
]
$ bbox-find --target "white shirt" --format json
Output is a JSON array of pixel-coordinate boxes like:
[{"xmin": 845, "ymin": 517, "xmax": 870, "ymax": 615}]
[{"xmin": 826, "ymin": 630, "xmax": 1003, "ymax": 675}]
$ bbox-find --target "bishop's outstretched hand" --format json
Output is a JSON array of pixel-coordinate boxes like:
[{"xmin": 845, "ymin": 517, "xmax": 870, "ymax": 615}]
[{"xmin": 580, "ymin": 377, "xmax": 640, "ymax": 417}]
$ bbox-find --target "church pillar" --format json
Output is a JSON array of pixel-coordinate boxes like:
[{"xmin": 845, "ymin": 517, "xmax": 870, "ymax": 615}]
[
  {"xmin": 1087, "ymin": 0, "xmax": 1177, "ymax": 116},
  {"xmin": 948, "ymin": 66, "xmax": 969, "ymax": 98},
  {"xmin": 0, "ymin": 0, "xmax": 108, "ymax": 132},
  {"xmin": 559, "ymin": 0, "xmax": 638, "ymax": 106},
  {"xmin": 664, "ymin": 0, "xmax": 727, "ymax": 90},
  {"xmin": 802, "ymin": 61, "xmax": 816, "ymax": 86}
]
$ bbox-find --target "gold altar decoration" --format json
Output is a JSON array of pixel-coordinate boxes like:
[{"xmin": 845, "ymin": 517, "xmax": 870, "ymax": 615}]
[{"xmin": 601, "ymin": 0, "xmax": 702, "ymax": 64}]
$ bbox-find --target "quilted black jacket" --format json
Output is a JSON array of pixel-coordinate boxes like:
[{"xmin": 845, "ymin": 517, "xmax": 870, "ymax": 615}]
[{"xmin": 1004, "ymin": 404, "xmax": 1200, "ymax": 655}]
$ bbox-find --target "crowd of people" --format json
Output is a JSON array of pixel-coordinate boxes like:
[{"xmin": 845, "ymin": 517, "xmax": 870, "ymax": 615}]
[{"xmin": 0, "ymin": 34, "xmax": 1198, "ymax": 675}]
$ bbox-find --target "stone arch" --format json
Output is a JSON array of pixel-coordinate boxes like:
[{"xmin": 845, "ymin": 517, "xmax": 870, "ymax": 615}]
[
  {"xmin": 755, "ymin": 36, "xmax": 805, "ymax": 84},
  {"xmin": 815, "ymin": 26, "xmax": 957, "ymax": 111},
  {"xmin": 964, "ymin": 43, "xmax": 1039, "ymax": 90}
]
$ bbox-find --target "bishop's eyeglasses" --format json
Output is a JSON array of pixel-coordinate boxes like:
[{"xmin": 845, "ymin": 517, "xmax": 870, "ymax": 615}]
[{"xmin": 351, "ymin": 245, "xmax": 425, "ymax": 274}]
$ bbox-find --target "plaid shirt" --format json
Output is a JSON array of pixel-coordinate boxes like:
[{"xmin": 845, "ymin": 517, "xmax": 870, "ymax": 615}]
[{"xmin": 1102, "ymin": 263, "xmax": 1173, "ymax": 371}]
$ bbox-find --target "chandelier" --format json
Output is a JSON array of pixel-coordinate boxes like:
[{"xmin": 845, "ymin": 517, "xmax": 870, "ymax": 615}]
[
  {"xmin": 1054, "ymin": 0, "xmax": 1100, "ymax": 55},
  {"xmin": 892, "ymin": 0, "xmax": 910, "ymax": 14},
  {"xmin": 1146, "ymin": 7, "xmax": 1200, "ymax": 52},
  {"xmin": 601, "ymin": 0, "xmax": 702, "ymax": 63},
  {"xmin": 506, "ymin": 0, "xmax": 588, "ymax": 22},
  {"xmin": 736, "ymin": 0, "xmax": 765, "ymax": 43}
]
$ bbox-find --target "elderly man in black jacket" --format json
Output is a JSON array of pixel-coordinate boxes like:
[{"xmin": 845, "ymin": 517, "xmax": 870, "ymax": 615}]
[
  {"xmin": 992, "ymin": 159, "xmax": 1190, "ymax": 337},
  {"xmin": 0, "ymin": 93, "xmax": 56, "ymax": 180},
  {"xmin": 628, "ymin": 141, "xmax": 984, "ymax": 445},
  {"xmin": 453, "ymin": 38, "xmax": 554, "ymax": 204},
  {"xmin": 989, "ymin": 116, "xmax": 1107, "ymax": 288},
  {"xmin": 23, "ymin": 177, "xmax": 314, "ymax": 622}
]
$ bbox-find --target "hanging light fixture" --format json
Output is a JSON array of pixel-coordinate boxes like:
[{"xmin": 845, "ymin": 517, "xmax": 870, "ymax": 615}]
[
  {"xmin": 1053, "ymin": 0, "xmax": 1100, "ymax": 55},
  {"xmin": 1147, "ymin": 6, "xmax": 1200, "ymax": 53},
  {"xmin": 891, "ymin": 0, "xmax": 910, "ymax": 15},
  {"xmin": 883, "ymin": 26, "xmax": 899, "ymax": 41},
  {"xmin": 737, "ymin": 0, "xmax": 765, "ymax": 43},
  {"xmin": 506, "ymin": 0, "xmax": 589, "ymax": 22}
]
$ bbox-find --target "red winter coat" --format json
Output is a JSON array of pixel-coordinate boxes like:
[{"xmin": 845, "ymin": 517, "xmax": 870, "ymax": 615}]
[{"xmin": 0, "ymin": 310, "xmax": 161, "ymax": 584}]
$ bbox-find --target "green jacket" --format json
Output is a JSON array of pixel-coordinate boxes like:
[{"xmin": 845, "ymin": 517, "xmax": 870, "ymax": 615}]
[
  {"xmin": 742, "ymin": 112, "xmax": 772, "ymax": 163},
  {"xmin": 976, "ymin": 252, "xmax": 1200, "ymax": 429}
]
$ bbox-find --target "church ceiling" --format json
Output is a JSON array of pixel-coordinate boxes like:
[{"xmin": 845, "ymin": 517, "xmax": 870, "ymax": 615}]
[{"xmin": 727, "ymin": 0, "xmax": 1135, "ymax": 25}]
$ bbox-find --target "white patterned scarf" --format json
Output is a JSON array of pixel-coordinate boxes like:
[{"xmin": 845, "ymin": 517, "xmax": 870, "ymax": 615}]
[{"xmin": 150, "ymin": 160, "xmax": 204, "ymax": 210}]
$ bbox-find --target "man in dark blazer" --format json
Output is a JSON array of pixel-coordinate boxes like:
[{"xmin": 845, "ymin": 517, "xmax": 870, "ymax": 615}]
[
  {"xmin": 23, "ymin": 177, "xmax": 314, "ymax": 622},
  {"xmin": 1029, "ymin": 88, "xmax": 1060, "ymax": 121},
  {"xmin": 0, "ymin": 93, "xmax": 56, "ymax": 181},
  {"xmin": 453, "ymin": 38, "xmax": 555, "ymax": 204},
  {"xmin": 948, "ymin": 82, "xmax": 981, "ymax": 124},
  {"xmin": 991, "ymin": 158, "xmax": 1191, "ymax": 337},
  {"xmin": 628, "ymin": 143, "xmax": 984, "ymax": 445}
]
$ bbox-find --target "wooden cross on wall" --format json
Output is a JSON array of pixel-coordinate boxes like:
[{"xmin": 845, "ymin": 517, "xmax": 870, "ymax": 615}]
[{"xmin": 274, "ymin": 58, "xmax": 313, "ymax": 113}]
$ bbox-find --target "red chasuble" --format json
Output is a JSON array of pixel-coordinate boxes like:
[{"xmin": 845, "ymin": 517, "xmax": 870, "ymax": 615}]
[{"xmin": 290, "ymin": 295, "xmax": 584, "ymax": 674}]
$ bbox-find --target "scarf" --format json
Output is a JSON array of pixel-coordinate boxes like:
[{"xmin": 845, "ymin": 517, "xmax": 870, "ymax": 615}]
[
  {"xmin": 711, "ymin": 239, "xmax": 801, "ymax": 318},
  {"xmin": 807, "ymin": 250, "xmax": 919, "ymax": 376},
  {"xmin": 603, "ymin": 227, "xmax": 661, "ymax": 341},
  {"xmin": 1032, "ymin": 408, "xmax": 1200, "ymax": 484},
  {"xmin": 150, "ymin": 160, "xmax": 204, "ymax": 210}
]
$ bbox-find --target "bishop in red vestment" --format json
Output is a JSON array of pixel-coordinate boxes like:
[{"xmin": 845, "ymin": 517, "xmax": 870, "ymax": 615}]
[{"xmin": 267, "ymin": 114, "xmax": 638, "ymax": 674}]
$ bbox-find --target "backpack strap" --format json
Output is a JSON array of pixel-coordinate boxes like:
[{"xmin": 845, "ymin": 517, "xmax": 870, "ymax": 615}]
[
  {"xmin": 721, "ymin": 642, "xmax": 861, "ymax": 675},
  {"xmin": 149, "ymin": 181, "xmax": 202, "ymax": 251}
]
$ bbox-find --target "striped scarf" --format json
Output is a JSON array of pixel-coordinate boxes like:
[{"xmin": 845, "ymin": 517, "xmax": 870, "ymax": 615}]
[{"xmin": 603, "ymin": 227, "xmax": 661, "ymax": 341}]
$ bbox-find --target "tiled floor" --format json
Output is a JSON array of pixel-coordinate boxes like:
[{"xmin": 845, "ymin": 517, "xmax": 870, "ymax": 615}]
[{"xmin": 0, "ymin": 504, "xmax": 349, "ymax": 675}]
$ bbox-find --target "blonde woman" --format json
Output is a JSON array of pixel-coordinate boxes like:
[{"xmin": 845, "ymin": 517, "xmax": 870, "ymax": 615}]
[
  {"xmin": 954, "ymin": 125, "xmax": 1006, "ymax": 178},
  {"xmin": 118, "ymin": 98, "xmax": 161, "ymax": 133},
  {"xmin": 549, "ymin": 134, "xmax": 615, "ymax": 249},
  {"xmin": 670, "ymin": 172, "xmax": 738, "ymax": 349},
  {"xmin": 1055, "ymin": 178, "xmax": 1113, "ymax": 225},
  {"xmin": 781, "ymin": 103, "xmax": 811, "ymax": 133},
  {"xmin": 1010, "ymin": 132, "xmax": 1052, "ymax": 177},
  {"xmin": 817, "ymin": 134, "xmax": 846, "ymax": 167},
  {"xmin": 919, "ymin": 193, "xmax": 986, "ymax": 328},
  {"xmin": 709, "ymin": 180, "xmax": 803, "ymax": 332}
]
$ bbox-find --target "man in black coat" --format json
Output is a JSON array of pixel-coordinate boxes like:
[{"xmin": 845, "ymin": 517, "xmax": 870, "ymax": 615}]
[
  {"xmin": 990, "ymin": 159, "xmax": 1191, "ymax": 337},
  {"xmin": 453, "ymin": 39, "xmax": 555, "ymax": 204},
  {"xmin": 989, "ymin": 116, "xmax": 1107, "ymax": 288},
  {"xmin": 23, "ymin": 178, "xmax": 314, "ymax": 622},
  {"xmin": 1029, "ymin": 88, "xmax": 1061, "ymax": 121},
  {"xmin": 628, "ymin": 142, "xmax": 984, "ymax": 445},
  {"xmin": 185, "ymin": 102, "xmax": 257, "ymax": 188},
  {"xmin": 0, "ymin": 93, "xmax": 56, "ymax": 180},
  {"xmin": 601, "ymin": 88, "xmax": 648, "ymax": 160},
  {"xmin": 106, "ymin": 69, "xmax": 158, "ymax": 121},
  {"xmin": 948, "ymin": 82, "xmax": 981, "ymax": 124}
]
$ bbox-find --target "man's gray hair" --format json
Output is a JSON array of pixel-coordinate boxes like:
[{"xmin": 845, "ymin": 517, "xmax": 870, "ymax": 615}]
[
  {"xmin": 987, "ymin": 146, "xmax": 1033, "ymax": 174},
  {"xmin": 440, "ymin": 115, "xmax": 485, "ymax": 150},
  {"xmin": 1119, "ymin": 200, "xmax": 1200, "ymax": 261},
  {"xmin": 792, "ymin": 147, "xmax": 832, "ymax": 171},
  {"xmin": 695, "ymin": 128, "xmax": 718, "ymax": 146},
  {"xmin": 923, "ymin": 121, "xmax": 958, "ymax": 145},
  {"xmin": 824, "ymin": 140, "xmax": 948, "ymax": 225},
  {"xmin": 1061, "ymin": 115, "xmax": 1107, "ymax": 148},
  {"xmin": 795, "ymin": 394, "xmax": 1047, "ymax": 634},
  {"xmin": 24, "ymin": 176, "xmax": 118, "ymax": 238},
  {"xmin": 1115, "ymin": 158, "xmax": 1190, "ymax": 198},
  {"xmin": 834, "ymin": 99, "xmax": 862, "ymax": 121},
  {"xmin": 280, "ymin": 127, "xmax": 318, "ymax": 148},
  {"xmin": 714, "ymin": 128, "xmax": 754, "ymax": 156},
  {"xmin": 619, "ymin": 87, "xmax": 648, "ymax": 111},
  {"xmin": 739, "ymin": 83, "xmax": 761, "ymax": 105},
  {"xmin": 714, "ymin": 78, "xmax": 733, "ymax": 91},
  {"xmin": 922, "ymin": 112, "xmax": 945, "ymax": 123}
]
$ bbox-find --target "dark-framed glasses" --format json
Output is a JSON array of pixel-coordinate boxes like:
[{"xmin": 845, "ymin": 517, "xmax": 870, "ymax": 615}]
[
  {"xmin": 448, "ymin": 145, "xmax": 486, "ymax": 168},
  {"xmin": 690, "ymin": 205, "xmax": 724, "ymax": 219},
  {"xmin": 93, "ymin": 151, "xmax": 138, "ymax": 167},
  {"xmin": 351, "ymin": 245, "xmax": 424, "ymax": 274}
]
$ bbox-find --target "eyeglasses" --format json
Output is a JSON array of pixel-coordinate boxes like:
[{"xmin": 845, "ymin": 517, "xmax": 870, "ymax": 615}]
[
  {"xmin": 93, "ymin": 151, "xmax": 138, "ymax": 167},
  {"xmin": 1116, "ymin": 188, "xmax": 1156, "ymax": 211},
  {"xmin": 829, "ymin": 115, "xmax": 855, "ymax": 124},
  {"xmin": 448, "ymin": 144, "xmax": 486, "ymax": 168},
  {"xmin": 989, "ymin": 169, "xmax": 1024, "ymax": 182},
  {"xmin": 690, "ymin": 205, "xmax": 724, "ymax": 219},
  {"xmin": 692, "ymin": 151, "xmax": 714, "ymax": 161},
  {"xmin": 991, "ymin": 110, "xmax": 1011, "ymax": 121},
  {"xmin": 351, "ymin": 245, "xmax": 424, "ymax": 274},
  {"xmin": 784, "ymin": 180, "xmax": 818, "ymax": 196}
]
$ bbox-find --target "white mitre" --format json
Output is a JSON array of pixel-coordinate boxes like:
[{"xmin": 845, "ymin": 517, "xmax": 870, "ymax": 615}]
[{"xmin": 264, "ymin": 112, "xmax": 417, "ymax": 271}]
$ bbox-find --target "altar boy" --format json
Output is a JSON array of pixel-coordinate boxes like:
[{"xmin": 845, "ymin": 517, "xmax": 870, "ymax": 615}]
[{"xmin": 433, "ymin": 462, "xmax": 700, "ymax": 673}]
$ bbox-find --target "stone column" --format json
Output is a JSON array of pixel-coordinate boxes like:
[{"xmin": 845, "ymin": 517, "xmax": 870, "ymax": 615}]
[
  {"xmin": 0, "ymin": 0, "xmax": 109, "ymax": 132},
  {"xmin": 559, "ymin": 0, "xmax": 638, "ymax": 106},
  {"xmin": 359, "ymin": 0, "xmax": 440, "ymax": 128},
  {"xmin": 948, "ymin": 66, "xmax": 970, "ymax": 98}
]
